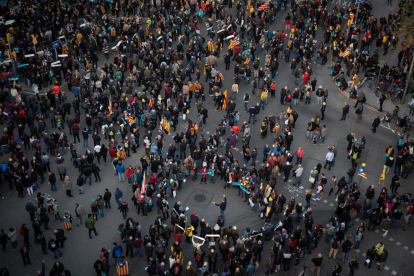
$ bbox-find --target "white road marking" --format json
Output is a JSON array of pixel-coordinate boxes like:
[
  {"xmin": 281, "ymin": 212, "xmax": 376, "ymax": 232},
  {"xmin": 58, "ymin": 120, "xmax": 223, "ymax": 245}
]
[
  {"xmin": 396, "ymin": 242, "xmax": 401, "ymax": 245},
  {"xmin": 384, "ymin": 266, "xmax": 389, "ymax": 270},
  {"xmin": 404, "ymin": 246, "xmax": 408, "ymax": 250},
  {"xmin": 389, "ymin": 238, "xmax": 394, "ymax": 241},
  {"xmin": 392, "ymin": 271, "xmax": 397, "ymax": 275}
]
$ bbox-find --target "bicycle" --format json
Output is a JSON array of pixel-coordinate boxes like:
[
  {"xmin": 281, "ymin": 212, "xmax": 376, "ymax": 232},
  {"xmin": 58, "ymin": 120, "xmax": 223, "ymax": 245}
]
[{"xmin": 389, "ymin": 87, "xmax": 404, "ymax": 104}]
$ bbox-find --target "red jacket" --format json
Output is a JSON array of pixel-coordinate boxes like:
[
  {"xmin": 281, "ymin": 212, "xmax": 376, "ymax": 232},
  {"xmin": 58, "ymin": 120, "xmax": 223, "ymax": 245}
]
[
  {"xmin": 109, "ymin": 147, "xmax": 117, "ymax": 158},
  {"xmin": 295, "ymin": 148, "xmax": 304, "ymax": 158},
  {"xmin": 126, "ymin": 168, "xmax": 134, "ymax": 179}
]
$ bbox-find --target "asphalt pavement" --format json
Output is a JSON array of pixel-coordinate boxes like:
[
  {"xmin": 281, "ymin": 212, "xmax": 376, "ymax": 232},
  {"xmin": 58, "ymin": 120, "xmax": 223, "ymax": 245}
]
[{"xmin": 0, "ymin": 1, "xmax": 413, "ymax": 276}]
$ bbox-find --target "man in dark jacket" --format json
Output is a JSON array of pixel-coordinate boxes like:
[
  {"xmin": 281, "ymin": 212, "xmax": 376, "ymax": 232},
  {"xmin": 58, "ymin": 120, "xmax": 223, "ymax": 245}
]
[
  {"xmin": 311, "ymin": 253, "xmax": 323, "ymax": 276},
  {"xmin": 190, "ymin": 212, "xmax": 200, "ymax": 234},
  {"xmin": 371, "ymin": 116, "xmax": 380, "ymax": 133},
  {"xmin": 340, "ymin": 103, "xmax": 349, "ymax": 121}
]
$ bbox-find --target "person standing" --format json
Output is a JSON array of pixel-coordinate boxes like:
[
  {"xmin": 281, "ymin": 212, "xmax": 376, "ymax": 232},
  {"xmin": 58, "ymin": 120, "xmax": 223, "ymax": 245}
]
[
  {"xmin": 378, "ymin": 248, "xmax": 388, "ymax": 271},
  {"xmin": 19, "ymin": 245, "xmax": 32, "ymax": 267},
  {"xmin": 75, "ymin": 203, "xmax": 87, "ymax": 226},
  {"xmin": 372, "ymin": 116, "xmax": 380, "ymax": 133},
  {"xmin": 85, "ymin": 214, "xmax": 99, "ymax": 239},
  {"xmin": 104, "ymin": 189, "xmax": 112, "ymax": 209},
  {"xmin": 339, "ymin": 103, "xmax": 349, "ymax": 121},
  {"xmin": 212, "ymin": 195, "xmax": 226, "ymax": 219},
  {"xmin": 63, "ymin": 176, "xmax": 74, "ymax": 197},
  {"xmin": 116, "ymin": 256, "xmax": 129, "ymax": 276}
]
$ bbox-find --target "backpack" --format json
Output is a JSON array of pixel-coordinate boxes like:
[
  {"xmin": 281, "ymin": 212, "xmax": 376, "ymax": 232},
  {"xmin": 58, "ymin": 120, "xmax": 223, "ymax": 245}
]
[
  {"xmin": 19, "ymin": 229, "xmax": 24, "ymax": 236},
  {"xmin": 13, "ymin": 136, "xmax": 20, "ymax": 144},
  {"xmin": 217, "ymin": 218, "xmax": 224, "ymax": 227},
  {"xmin": 109, "ymin": 131, "xmax": 114, "ymax": 136},
  {"xmin": 195, "ymin": 254, "xmax": 202, "ymax": 263},
  {"xmin": 185, "ymin": 227, "xmax": 191, "ymax": 235},
  {"xmin": 354, "ymin": 260, "xmax": 359, "ymax": 269}
]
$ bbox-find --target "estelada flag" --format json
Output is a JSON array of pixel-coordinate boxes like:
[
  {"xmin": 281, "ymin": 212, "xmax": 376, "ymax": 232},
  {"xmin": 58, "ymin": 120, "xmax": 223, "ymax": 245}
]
[
  {"xmin": 258, "ymin": 0, "xmax": 271, "ymax": 10},
  {"xmin": 127, "ymin": 116, "xmax": 134, "ymax": 123},
  {"xmin": 342, "ymin": 47, "xmax": 351, "ymax": 57},
  {"xmin": 149, "ymin": 97, "xmax": 155, "ymax": 107},
  {"xmin": 222, "ymin": 90, "xmax": 227, "ymax": 110},
  {"xmin": 228, "ymin": 35, "xmax": 240, "ymax": 50},
  {"xmin": 378, "ymin": 166, "xmax": 386, "ymax": 186},
  {"xmin": 117, "ymin": 260, "xmax": 129, "ymax": 276},
  {"xmin": 358, "ymin": 165, "xmax": 367, "ymax": 179},
  {"xmin": 165, "ymin": 122, "xmax": 171, "ymax": 133},
  {"xmin": 208, "ymin": 40, "xmax": 215, "ymax": 52}
]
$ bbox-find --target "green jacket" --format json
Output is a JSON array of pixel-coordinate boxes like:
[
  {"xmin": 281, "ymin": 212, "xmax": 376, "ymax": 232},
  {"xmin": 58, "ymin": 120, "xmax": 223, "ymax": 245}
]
[{"xmin": 84, "ymin": 217, "xmax": 96, "ymax": 229}]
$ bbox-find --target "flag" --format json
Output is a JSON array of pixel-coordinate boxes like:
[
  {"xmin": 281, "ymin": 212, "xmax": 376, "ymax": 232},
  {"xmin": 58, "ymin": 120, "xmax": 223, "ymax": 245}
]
[
  {"xmin": 342, "ymin": 47, "xmax": 351, "ymax": 57},
  {"xmin": 378, "ymin": 166, "xmax": 386, "ymax": 186},
  {"xmin": 208, "ymin": 40, "xmax": 215, "ymax": 52},
  {"xmin": 141, "ymin": 173, "xmax": 146, "ymax": 194},
  {"xmin": 165, "ymin": 122, "xmax": 171, "ymax": 133},
  {"xmin": 265, "ymin": 54, "xmax": 271, "ymax": 67},
  {"xmin": 109, "ymin": 95, "xmax": 113, "ymax": 114},
  {"xmin": 161, "ymin": 118, "xmax": 168, "ymax": 129},
  {"xmin": 358, "ymin": 166, "xmax": 367, "ymax": 179},
  {"xmin": 247, "ymin": 0, "xmax": 251, "ymax": 11},
  {"xmin": 166, "ymin": 98, "xmax": 171, "ymax": 109},
  {"xmin": 228, "ymin": 35, "xmax": 240, "ymax": 50},
  {"xmin": 149, "ymin": 97, "xmax": 155, "ymax": 107},
  {"xmin": 127, "ymin": 115, "xmax": 134, "ymax": 123},
  {"xmin": 258, "ymin": 0, "xmax": 271, "ymax": 11},
  {"xmin": 116, "ymin": 260, "xmax": 129, "ymax": 276},
  {"xmin": 195, "ymin": 26, "xmax": 200, "ymax": 36},
  {"xmin": 222, "ymin": 90, "xmax": 227, "ymax": 110}
]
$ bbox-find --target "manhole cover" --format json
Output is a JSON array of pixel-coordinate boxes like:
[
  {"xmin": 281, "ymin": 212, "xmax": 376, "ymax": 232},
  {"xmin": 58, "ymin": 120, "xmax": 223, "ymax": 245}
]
[{"xmin": 194, "ymin": 194, "xmax": 206, "ymax": 202}]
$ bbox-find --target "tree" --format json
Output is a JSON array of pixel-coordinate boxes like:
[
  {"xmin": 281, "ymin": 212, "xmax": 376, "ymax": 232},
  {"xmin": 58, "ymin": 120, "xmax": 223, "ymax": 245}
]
[{"xmin": 391, "ymin": 1, "xmax": 414, "ymax": 103}]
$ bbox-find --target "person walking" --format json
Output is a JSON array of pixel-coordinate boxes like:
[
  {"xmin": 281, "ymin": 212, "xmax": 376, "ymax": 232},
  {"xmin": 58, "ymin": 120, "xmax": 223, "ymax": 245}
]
[
  {"xmin": 212, "ymin": 195, "xmax": 226, "ymax": 219},
  {"xmin": 311, "ymin": 253, "xmax": 323, "ymax": 276},
  {"xmin": 85, "ymin": 213, "xmax": 99, "ymax": 239},
  {"xmin": 48, "ymin": 237, "xmax": 63, "ymax": 259}
]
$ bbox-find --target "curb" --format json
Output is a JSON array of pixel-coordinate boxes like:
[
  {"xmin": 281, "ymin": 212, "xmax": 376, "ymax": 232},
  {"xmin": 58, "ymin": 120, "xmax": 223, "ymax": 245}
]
[{"xmin": 336, "ymin": 85, "xmax": 387, "ymax": 115}]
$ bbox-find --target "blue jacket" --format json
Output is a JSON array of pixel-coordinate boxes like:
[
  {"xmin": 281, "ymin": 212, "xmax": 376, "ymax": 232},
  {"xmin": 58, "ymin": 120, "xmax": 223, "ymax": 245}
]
[
  {"xmin": 1, "ymin": 163, "xmax": 8, "ymax": 172},
  {"xmin": 112, "ymin": 245, "xmax": 123, "ymax": 258},
  {"xmin": 116, "ymin": 164, "xmax": 126, "ymax": 173},
  {"xmin": 115, "ymin": 190, "xmax": 123, "ymax": 200}
]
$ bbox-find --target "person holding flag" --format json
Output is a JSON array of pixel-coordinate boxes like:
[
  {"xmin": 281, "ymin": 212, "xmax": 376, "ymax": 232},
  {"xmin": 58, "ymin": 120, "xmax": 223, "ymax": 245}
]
[
  {"xmin": 116, "ymin": 256, "xmax": 129, "ymax": 276},
  {"xmin": 199, "ymin": 166, "xmax": 209, "ymax": 184}
]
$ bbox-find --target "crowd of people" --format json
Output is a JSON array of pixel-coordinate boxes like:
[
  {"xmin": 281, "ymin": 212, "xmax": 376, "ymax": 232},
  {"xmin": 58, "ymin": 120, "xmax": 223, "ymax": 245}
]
[{"xmin": 0, "ymin": 0, "xmax": 414, "ymax": 275}]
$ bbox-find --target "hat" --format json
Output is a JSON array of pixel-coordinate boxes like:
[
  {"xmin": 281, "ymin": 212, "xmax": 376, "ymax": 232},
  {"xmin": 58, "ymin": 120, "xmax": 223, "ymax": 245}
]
[
  {"xmin": 317, "ymin": 222, "xmax": 321, "ymax": 226},
  {"xmin": 193, "ymin": 212, "xmax": 197, "ymax": 216},
  {"xmin": 180, "ymin": 214, "xmax": 185, "ymax": 218},
  {"xmin": 170, "ymin": 179, "xmax": 174, "ymax": 183}
]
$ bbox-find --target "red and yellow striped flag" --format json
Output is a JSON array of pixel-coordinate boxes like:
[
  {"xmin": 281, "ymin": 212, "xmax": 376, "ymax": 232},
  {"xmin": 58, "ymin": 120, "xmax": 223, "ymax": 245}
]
[
  {"xmin": 258, "ymin": 1, "xmax": 270, "ymax": 11},
  {"xmin": 228, "ymin": 35, "xmax": 240, "ymax": 50},
  {"xmin": 222, "ymin": 90, "xmax": 227, "ymax": 110},
  {"xmin": 378, "ymin": 166, "xmax": 386, "ymax": 186}
]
